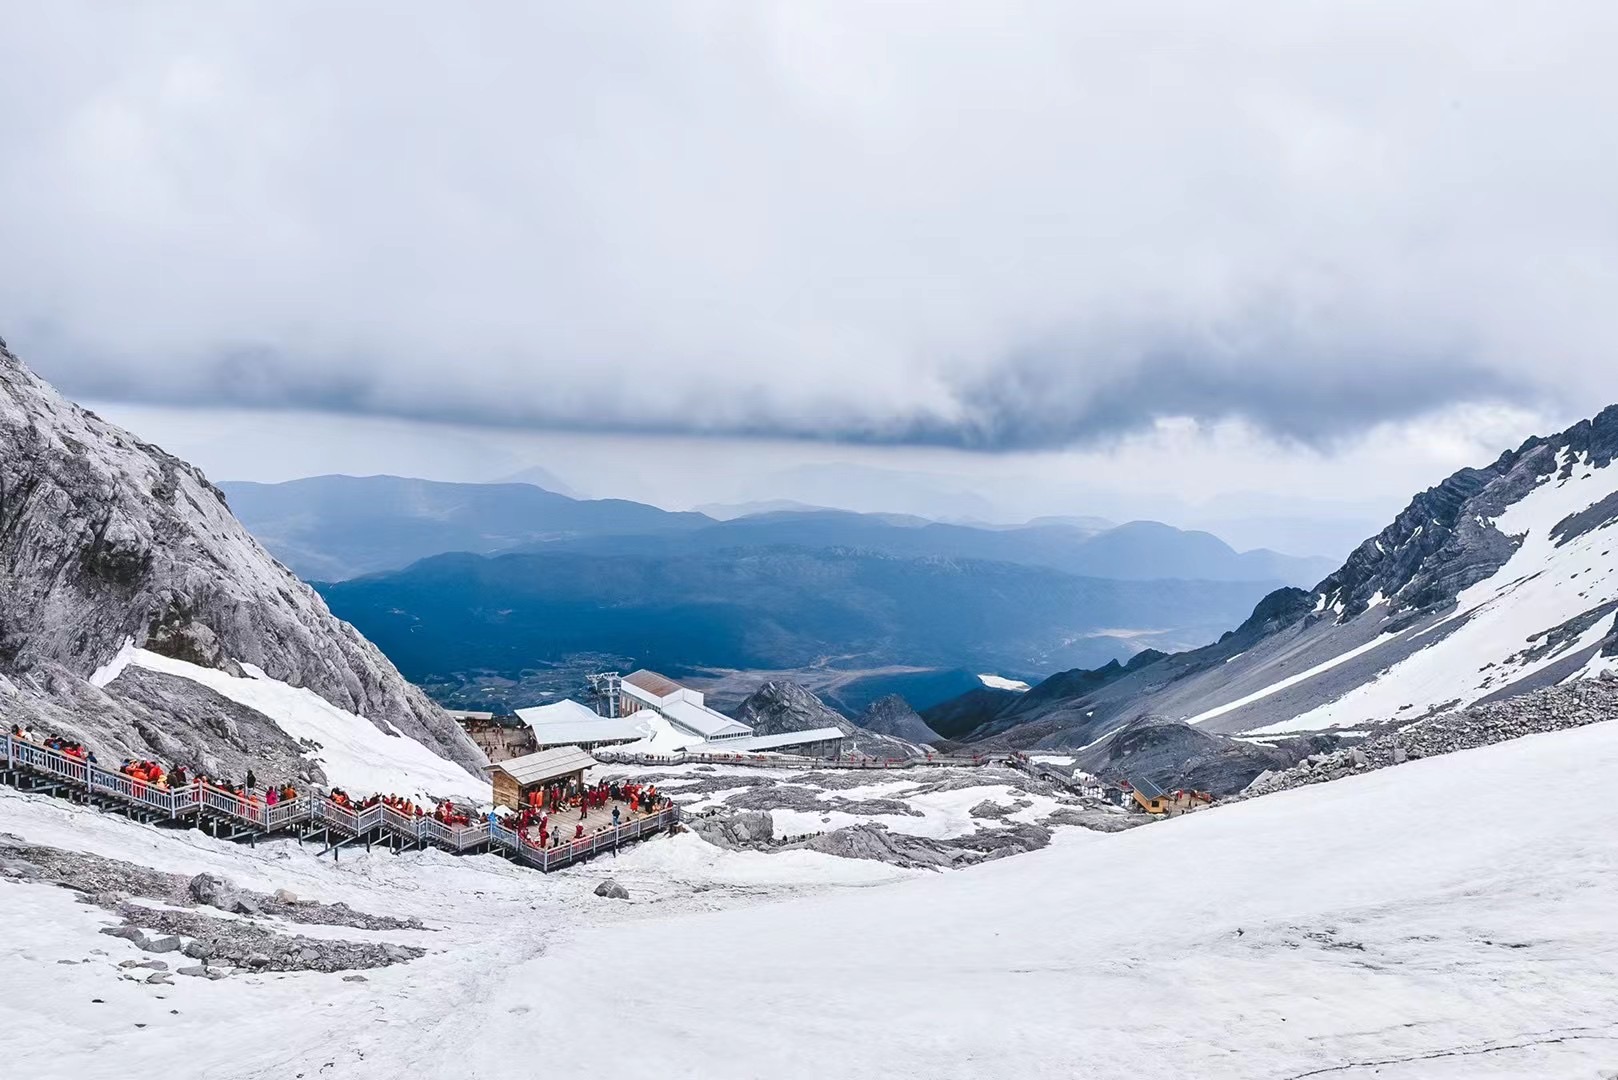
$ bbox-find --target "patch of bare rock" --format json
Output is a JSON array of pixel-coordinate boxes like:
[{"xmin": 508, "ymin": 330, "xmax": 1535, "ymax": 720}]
[{"xmin": 1, "ymin": 835, "xmax": 424, "ymax": 975}]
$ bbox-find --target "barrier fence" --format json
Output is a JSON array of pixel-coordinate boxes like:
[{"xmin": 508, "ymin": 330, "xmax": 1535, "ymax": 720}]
[
  {"xmin": 1, "ymin": 734, "xmax": 677, "ymax": 872},
  {"xmin": 593, "ymin": 749, "xmax": 996, "ymax": 771}
]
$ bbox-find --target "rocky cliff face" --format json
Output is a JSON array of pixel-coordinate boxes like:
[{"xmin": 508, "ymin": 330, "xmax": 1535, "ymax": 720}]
[
  {"xmin": 1312, "ymin": 408, "xmax": 1618, "ymax": 623},
  {"xmin": 855, "ymin": 694, "xmax": 940, "ymax": 745},
  {"xmin": 0, "ymin": 342, "xmax": 484, "ymax": 773},
  {"xmin": 734, "ymin": 680, "xmax": 920, "ymax": 757},
  {"xmin": 946, "ymin": 403, "xmax": 1618, "ymax": 747}
]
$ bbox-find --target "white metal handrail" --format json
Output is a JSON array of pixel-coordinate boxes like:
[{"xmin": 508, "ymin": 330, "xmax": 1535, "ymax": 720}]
[
  {"xmin": 4, "ymin": 734, "xmax": 678, "ymax": 871},
  {"xmin": 592, "ymin": 748, "xmax": 993, "ymax": 771}
]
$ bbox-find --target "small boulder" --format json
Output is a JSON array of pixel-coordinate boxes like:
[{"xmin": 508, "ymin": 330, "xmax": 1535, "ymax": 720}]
[
  {"xmin": 231, "ymin": 896, "xmax": 263, "ymax": 917},
  {"xmin": 144, "ymin": 935, "xmax": 182, "ymax": 955},
  {"xmin": 272, "ymin": 888, "xmax": 298, "ymax": 904},
  {"xmin": 138, "ymin": 960, "xmax": 169, "ymax": 971},
  {"xmin": 100, "ymin": 925, "xmax": 148, "ymax": 944},
  {"xmin": 245, "ymin": 953, "xmax": 271, "ymax": 968},
  {"xmin": 298, "ymin": 947, "xmax": 321, "ymax": 963},
  {"xmin": 145, "ymin": 972, "xmax": 173, "ymax": 985},
  {"xmin": 342, "ymin": 974, "xmax": 368, "ymax": 983},
  {"xmin": 182, "ymin": 940, "xmax": 214, "ymax": 961},
  {"xmin": 594, "ymin": 879, "xmax": 630, "ymax": 900},
  {"xmin": 187, "ymin": 873, "xmax": 227, "ymax": 906}
]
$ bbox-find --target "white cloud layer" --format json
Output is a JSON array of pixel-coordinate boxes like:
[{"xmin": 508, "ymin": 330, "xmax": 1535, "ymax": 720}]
[{"xmin": 3, "ymin": 2, "xmax": 1617, "ymax": 448}]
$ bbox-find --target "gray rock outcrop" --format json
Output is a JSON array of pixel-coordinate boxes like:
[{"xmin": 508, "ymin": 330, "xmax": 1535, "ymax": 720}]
[
  {"xmin": 1073, "ymin": 715, "xmax": 1322, "ymax": 796},
  {"xmin": 735, "ymin": 681, "xmax": 920, "ymax": 758},
  {"xmin": 802, "ymin": 821, "xmax": 1052, "ymax": 869},
  {"xmin": 689, "ymin": 811, "xmax": 775, "ymax": 849},
  {"xmin": 593, "ymin": 879, "xmax": 630, "ymax": 900},
  {"xmin": 0, "ymin": 340, "xmax": 485, "ymax": 775},
  {"xmin": 856, "ymin": 695, "xmax": 941, "ymax": 746}
]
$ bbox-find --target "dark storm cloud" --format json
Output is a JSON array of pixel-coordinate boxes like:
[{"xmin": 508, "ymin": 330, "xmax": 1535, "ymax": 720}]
[{"xmin": 2, "ymin": 2, "xmax": 1616, "ymax": 451}]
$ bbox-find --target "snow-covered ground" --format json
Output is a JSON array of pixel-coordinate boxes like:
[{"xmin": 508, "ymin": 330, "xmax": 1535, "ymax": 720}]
[
  {"xmin": 766, "ymin": 782, "xmax": 1065, "ymax": 840},
  {"xmin": 129, "ymin": 649, "xmax": 487, "ymax": 802},
  {"xmin": 6, "ymin": 719, "xmax": 1618, "ymax": 1078}
]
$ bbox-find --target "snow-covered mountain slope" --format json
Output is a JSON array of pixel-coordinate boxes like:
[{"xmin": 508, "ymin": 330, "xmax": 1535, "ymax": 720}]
[
  {"xmin": 982, "ymin": 405, "xmax": 1618, "ymax": 745},
  {"xmin": 1246, "ymin": 443, "xmax": 1618, "ymax": 733},
  {"xmin": 0, "ymin": 341, "xmax": 483, "ymax": 774},
  {"xmin": 124, "ymin": 649, "xmax": 486, "ymax": 801},
  {"xmin": 5, "ymin": 714, "xmax": 1615, "ymax": 1078}
]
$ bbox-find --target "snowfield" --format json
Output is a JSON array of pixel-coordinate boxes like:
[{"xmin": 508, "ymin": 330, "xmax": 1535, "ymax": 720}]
[
  {"xmin": 5, "ymin": 719, "xmax": 1618, "ymax": 1078},
  {"xmin": 129, "ymin": 649, "xmax": 488, "ymax": 803}
]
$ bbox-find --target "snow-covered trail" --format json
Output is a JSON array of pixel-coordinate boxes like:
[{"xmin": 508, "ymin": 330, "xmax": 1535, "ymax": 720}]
[{"xmin": 7, "ymin": 720, "xmax": 1618, "ymax": 1079}]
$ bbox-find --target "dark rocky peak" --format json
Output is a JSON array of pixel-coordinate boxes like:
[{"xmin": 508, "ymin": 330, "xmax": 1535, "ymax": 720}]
[
  {"xmin": 736, "ymin": 680, "xmax": 844, "ymax": 735},
  {"xmin": 1313, "ymin": 403, "xmax": 1618, "ymax": 624},
  {"xmin": 1218, "ymin": 587, "xmax": 1315, "ymax": 645},
  {"xmin": 1012, "ymin": 649, "xmax": 1168, "ymax": 715},
  {"xmin": 856, "ymin": 694, "xmax": 941, "ymax": 745},
  {"xmin": 920, "ymin": 686, "xmax": 1022, "ymax": 742},
  {"xmin": 735, "ymin": 680, "xmax": 920, "ymax": 757}
]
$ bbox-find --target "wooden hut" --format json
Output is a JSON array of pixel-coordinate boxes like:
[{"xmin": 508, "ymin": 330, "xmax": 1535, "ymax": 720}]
[{"xmin": 489, "ymin": 745, "xmax": 596, "ymax": 810}]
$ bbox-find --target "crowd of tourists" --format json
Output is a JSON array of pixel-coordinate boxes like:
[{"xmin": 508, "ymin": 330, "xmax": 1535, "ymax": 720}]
[
  {"xmin": 10, "ymin": 725, "xmax": 100, "ymax": 764},
  {"xmin": 494, "ymin": 777, "xmax": 672, "ymax": 851},
  {"xmin": 322, "ymin": 787, "xmax": 476, "ymax": 827}
]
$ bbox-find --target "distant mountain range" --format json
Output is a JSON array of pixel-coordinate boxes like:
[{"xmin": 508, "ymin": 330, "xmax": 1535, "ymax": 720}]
[
  {"xmin": 221, "ymin": 474, "xmax": 1335, "ymax": 586},
  {"xmin": 924, "ymin": 404, "xmax": 1618, "ymax": 749},
  {"xmin": 224, "ymin": 473, "xmax": 1339, "ymax": 713},
  {"xmin": 218, "ymin": 475, "xmax": 711, "ymax": 580},
  {"xmin": 316, "ymin": 547, "xmax": 1276, "ymax": 689}
]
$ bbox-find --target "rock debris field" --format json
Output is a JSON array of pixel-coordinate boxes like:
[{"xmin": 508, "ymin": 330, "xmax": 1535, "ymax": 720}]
[
  {"xmin": 635, "ymin": 761, "xmax": 1142, "ymax": 870},
  {"xmin": 1244, "ymin": 673, "xmax": 1618, "ymax": 797},
  {"xmin": 1, "ymin": 836, "xmax": 424, "ymax": 978}
]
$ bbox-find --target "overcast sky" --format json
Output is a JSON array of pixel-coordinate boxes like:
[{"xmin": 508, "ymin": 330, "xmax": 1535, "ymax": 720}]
[{"xmin": 5, "ymin": 3, "xmax": 1617, "ymax": 554}]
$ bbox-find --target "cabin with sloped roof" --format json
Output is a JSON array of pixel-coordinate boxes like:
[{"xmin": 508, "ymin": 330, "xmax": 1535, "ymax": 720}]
[
  {"xmin": 488, "ymin": 745, "xmax": 596, "ymax": 810},
  {"xmin": 1127, "ymin": 776, "xmax": 1171, "ymax": 814}
]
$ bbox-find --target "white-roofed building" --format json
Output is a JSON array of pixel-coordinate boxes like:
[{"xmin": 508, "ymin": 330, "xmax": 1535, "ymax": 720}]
[
  {"xmin": 713, "ymin": 727, "xmax": 845, "ymax": 757},
  {"xmin": 515, "ymin": 698, "xmax": 648, "ymax": 751},
  {"xmin": 603, "ymin": 670, "xmax": 846, "ymax": 758},
  {"xmin": 621, "ymin": 670, "xmax": 751, "ymax": 741}
]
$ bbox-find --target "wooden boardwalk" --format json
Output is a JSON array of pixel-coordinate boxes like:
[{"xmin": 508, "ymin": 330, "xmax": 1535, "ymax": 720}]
[{"xmin": 0, "ymin": 735, "xmax": 677, "ymax": 872}]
